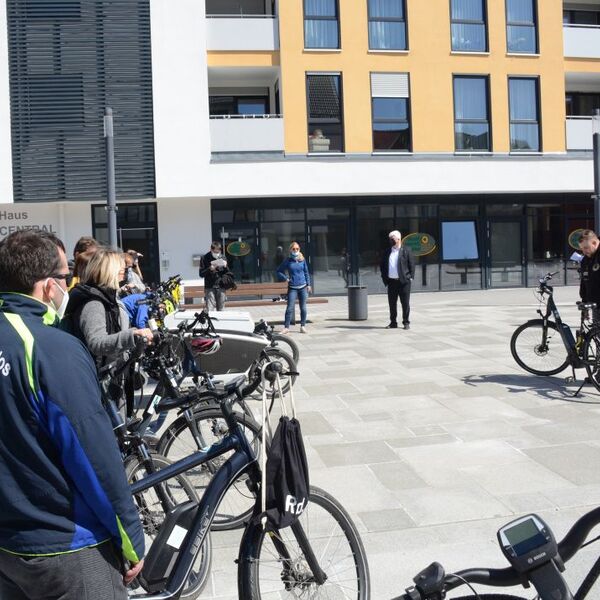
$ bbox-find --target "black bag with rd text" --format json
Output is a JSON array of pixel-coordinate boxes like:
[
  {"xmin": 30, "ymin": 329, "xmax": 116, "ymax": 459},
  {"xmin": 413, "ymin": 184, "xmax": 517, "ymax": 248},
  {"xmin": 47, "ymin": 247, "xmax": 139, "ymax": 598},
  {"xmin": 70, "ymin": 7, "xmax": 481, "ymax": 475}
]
[{"xmin": 263, "ymin": 416, "xmax": 310, "ymax": 529}]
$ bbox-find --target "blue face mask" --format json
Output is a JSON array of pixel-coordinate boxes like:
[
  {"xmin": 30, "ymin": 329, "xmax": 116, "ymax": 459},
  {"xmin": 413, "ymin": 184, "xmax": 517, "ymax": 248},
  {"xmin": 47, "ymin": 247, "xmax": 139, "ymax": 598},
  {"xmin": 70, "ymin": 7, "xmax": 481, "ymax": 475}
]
[{"xmin": 290, "ymin": 251, "xmax": 299, "ymax": 258}]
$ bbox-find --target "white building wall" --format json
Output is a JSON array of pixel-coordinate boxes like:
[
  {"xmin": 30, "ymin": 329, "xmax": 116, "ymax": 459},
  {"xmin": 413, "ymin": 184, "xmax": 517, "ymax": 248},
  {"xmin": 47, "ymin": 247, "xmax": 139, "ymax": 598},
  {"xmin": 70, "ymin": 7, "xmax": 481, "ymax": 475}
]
[
  {"xmin": 157, "ymin": 197, "xmax": 211, "ymax": 281},
  {"xmin": 0, "ymin": 6, "xmax": 13, "ymax": 203},
  {"xmin": 206, "ymin": 17, "xmax": 279, "ymax": 51},
  {"xmin": 564, "ymin": 25, "xmax": 600, "ymax": 59},
  {"xmin": 150, "ymin": 0, "xmax": 211, "ymax": 198}
]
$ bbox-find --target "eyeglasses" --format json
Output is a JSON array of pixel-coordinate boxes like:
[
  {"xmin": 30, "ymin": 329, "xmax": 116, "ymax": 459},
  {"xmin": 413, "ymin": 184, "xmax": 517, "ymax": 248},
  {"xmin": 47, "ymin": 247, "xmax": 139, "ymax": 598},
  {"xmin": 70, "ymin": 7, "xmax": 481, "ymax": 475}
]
[{"xmin": 51, "ymin": 272, "xmax": 74, "ymax": 287}]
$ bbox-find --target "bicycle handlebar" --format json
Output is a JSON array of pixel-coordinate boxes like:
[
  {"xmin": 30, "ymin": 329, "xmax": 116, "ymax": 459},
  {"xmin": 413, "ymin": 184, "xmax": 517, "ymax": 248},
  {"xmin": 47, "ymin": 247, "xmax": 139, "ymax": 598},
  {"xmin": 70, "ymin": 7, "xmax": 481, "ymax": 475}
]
[
  {"xmin": 395, "ymin": 505, "xmax": 600, "ymax": 599},
  {"xmin": 98, "ymin": 337, "xmax": 148, "ymax": 381}
]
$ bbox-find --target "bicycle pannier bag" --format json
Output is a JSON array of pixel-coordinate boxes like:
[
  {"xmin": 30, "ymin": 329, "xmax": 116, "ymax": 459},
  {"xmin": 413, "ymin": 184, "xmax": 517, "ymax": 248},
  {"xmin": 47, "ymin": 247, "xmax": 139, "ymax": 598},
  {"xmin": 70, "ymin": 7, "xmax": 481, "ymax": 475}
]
[{"xmin": 264, "ymin": 415, "xmax": 310, "ymax": 529}]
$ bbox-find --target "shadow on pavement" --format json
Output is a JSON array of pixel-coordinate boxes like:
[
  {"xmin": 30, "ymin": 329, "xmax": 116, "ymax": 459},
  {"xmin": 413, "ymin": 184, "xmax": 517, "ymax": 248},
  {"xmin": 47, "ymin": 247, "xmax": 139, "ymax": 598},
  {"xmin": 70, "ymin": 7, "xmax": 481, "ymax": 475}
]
[{"xmin": 462, "ymin": 373, "xmax": 600, "ymax": 404}]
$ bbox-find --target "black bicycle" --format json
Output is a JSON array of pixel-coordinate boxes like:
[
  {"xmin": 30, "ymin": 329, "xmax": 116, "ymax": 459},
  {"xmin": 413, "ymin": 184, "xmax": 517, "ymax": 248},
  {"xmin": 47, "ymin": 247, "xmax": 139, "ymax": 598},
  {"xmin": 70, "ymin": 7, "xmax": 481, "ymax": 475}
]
[
  {"xmin": 392, "ymin": 504, "xmax": 600, "ymax": 600},
  {"xmin": 510, "ymin": 272, "xmax": 600, "ymax": 392},
  {"xmin": 127, "ymin": 368, "xmax": 370, "ymax": 599}
]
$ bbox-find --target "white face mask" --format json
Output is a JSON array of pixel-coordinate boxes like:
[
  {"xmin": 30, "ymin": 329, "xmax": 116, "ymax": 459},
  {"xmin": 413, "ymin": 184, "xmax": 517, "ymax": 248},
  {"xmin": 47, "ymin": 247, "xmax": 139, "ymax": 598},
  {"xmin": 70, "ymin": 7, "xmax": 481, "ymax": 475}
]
[
  {"xmin": 211, "ymin": 252, "xmax": 220, "ymax": 259},
  {"xmin": 48, "ymin": 279, "xmax": 69, "ymax": 320}
]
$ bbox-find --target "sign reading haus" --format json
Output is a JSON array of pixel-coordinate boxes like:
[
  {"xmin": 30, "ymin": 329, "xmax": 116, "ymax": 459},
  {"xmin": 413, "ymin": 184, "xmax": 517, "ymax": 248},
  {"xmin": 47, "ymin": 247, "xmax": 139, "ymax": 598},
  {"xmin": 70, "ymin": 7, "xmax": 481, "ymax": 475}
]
[{"xmin": 0, "ymin": 207, "xmax": 59, "ymax": 240}]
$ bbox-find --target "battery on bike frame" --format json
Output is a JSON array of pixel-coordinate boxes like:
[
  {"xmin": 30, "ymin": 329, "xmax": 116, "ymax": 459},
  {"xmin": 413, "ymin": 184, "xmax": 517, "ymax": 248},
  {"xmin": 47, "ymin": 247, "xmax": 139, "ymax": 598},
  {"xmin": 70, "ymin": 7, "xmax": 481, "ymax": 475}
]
[{"xmin": 138, "ymin": 500, "xmax": 199, "ymax": 593}]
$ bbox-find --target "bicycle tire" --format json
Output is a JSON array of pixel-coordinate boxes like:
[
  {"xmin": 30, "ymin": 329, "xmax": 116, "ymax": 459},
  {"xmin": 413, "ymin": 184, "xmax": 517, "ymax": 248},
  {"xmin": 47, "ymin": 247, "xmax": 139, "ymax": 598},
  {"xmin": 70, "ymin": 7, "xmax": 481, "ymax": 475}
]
[
  {"xmin": 583, "ymin": 327, "xmax": 600, "ymax": 393},
  {"xmin": 243, "ymin": 347, "xmax": 298, "ymax": 397},
  {"xmin": 270, "ymin": 333, "xmax": 300, "ymax": 364},
  {"xmin": 510, "ymin": 319, "xmax": 569, "ymax": 376},
  {"xmin": 125, "ymin": 453, "xmax": 212, "ymax": 599},
  {"xmin": 238, "ymin": 485, "xmax": 371, "ymax": 600},
  {"xmin": 157, "ymin": 407, "xmax": 262, "ymax": 531}
]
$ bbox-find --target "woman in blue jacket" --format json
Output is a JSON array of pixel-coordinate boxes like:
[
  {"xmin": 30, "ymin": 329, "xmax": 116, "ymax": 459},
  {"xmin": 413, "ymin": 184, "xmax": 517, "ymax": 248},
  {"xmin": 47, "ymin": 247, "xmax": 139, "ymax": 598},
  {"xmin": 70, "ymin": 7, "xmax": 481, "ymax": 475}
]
[{"xmin": 276, "ymin": 241, "xmax": 312, "ymax": 334}]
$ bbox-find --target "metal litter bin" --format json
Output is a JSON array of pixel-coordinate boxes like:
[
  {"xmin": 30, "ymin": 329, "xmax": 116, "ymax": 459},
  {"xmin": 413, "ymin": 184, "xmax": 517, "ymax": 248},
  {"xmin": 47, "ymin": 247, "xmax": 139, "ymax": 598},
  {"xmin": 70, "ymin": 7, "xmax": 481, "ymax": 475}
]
[{"xmin": 348, "ymin": 285, "xmax": 368, "ymax": 321}]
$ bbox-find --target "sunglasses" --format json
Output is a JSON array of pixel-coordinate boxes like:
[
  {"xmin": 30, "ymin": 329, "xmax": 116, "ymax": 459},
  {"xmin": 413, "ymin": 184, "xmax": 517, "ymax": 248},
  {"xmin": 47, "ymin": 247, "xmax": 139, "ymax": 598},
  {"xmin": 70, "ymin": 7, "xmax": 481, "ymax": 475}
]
[{"xmin": 51, "ymin": 272, "xmax": 74, "ymax": 287}]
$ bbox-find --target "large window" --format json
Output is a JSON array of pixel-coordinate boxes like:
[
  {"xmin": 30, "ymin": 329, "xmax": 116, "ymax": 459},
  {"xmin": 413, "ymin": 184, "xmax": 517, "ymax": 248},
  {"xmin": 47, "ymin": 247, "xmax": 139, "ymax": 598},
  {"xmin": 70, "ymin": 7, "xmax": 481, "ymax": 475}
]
[
  {"xmin": 506, "ymin": 0, "xmax": 538, "ymax": 54},
  {"xmin": 368, "ymin": 0, "xmax": 407, "ymax": 50},
  {"xmin": 209, "ymin": 95, "xmax": 269, "ymax": 116},
  {"xmin": 451, "ymin": 0, "xmax": 487, "ymax": 52},
  {"xmin": 566, "ymin": 93, "xmax": 600, "ymax": 117},
  {"xmin": 304, "ymin": 0, "xmax": 339, "ymax": 49},
  {"xmin": 306, "ymin": 74, "xmax": 344, "ymax": 152},
  {"xmin": 370, "ymin": 73, "xmax": 411, "ymax": 151},
  {"xmin": 508, "ymin": 77, "xmax": 540, "ymax": 152},
  {"xmin": 453, "ymin": 76, "xmax": 491, "ymax": 151},
  {"xmin": 563, "ymin": 9, "xmax": 600, "ymax": 26}
]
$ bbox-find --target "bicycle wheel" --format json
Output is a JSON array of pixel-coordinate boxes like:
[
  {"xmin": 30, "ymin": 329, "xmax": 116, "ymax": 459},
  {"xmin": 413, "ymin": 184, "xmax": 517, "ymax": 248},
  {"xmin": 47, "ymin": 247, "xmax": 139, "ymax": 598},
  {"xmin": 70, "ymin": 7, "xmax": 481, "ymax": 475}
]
[
  {"xmin": 450, "ymin": 596, "xmax": 528, "ymax": 599},
  {"xmin": 583, "ymin": 327, "xmax": 600, "ymax": 392},
  {"xmin": 157, "ymin": 407, "xmax": 262, "ymax": 531},
  {"xmin": 510, "ymin": 320, "xmax": 569, "ymax": 376},
  {"xmin": 243, "ymin": 347, "xmax": 298, "ymax": 397},
  {"xmin": 270, "ymin": 333, "xmax": 300, "ymax": 364},
  {"xmin": 126, "ymin": 453, "xmax": 212, "ymax": 599},
  {"xmin": 238, "ymin": 485, "xmax": 370, "ymax": 600}
]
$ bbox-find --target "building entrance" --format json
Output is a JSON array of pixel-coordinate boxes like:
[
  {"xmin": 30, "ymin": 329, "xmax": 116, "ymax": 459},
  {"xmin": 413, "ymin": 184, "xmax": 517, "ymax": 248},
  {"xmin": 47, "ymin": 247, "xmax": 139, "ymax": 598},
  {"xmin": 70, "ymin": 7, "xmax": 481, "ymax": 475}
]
[{"xmin": 307, "ymin": 220, "xmax": 349, "ymax": 295}]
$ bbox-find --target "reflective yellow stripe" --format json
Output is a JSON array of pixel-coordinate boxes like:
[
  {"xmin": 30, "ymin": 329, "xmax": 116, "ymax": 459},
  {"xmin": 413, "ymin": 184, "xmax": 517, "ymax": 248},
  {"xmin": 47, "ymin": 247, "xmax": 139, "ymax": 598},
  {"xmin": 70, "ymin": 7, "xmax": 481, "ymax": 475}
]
[
  {"xmin": 0, "ymin": 539, "xmax": 110, "ymax": 558},
  {"xmin": 4, "ymin": 313, "xmax": 38, "ymax": 401},
  {"xmin": 117, "ymin": 516, "xmax": 139, "ymax": 563}
]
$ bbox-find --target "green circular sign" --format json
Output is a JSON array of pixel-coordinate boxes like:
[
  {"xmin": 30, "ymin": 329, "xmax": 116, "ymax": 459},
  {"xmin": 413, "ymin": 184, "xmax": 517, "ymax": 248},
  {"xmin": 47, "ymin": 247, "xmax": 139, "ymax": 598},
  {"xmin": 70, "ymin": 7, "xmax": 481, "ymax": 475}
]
[
  {"xmin": 403, "ymin": 232, "xmax": 437, "ymax": 257},
  {"xmin": 227, "ymin": 240, "xmax": 252, "ymax": 257},
  {"xmin": 568, "ymin": 228, "xmax": 585, "ymax": 251}
]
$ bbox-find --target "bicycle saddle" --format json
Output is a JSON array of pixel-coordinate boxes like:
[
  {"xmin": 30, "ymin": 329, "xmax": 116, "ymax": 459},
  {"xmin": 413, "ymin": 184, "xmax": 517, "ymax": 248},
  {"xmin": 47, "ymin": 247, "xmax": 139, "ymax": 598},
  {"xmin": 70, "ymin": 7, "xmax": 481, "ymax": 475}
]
[{"xmin": 577, "ymin": 302, "xmax": 597, "ymax": 311}]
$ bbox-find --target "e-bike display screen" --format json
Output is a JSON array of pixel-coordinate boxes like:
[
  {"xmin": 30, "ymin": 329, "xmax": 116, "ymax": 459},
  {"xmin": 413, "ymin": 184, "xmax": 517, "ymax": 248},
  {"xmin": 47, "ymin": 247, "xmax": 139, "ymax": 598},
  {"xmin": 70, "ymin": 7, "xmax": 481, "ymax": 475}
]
[{"xmin": 498, "ymin": 514, "xmax": 558, "ymax": 573}]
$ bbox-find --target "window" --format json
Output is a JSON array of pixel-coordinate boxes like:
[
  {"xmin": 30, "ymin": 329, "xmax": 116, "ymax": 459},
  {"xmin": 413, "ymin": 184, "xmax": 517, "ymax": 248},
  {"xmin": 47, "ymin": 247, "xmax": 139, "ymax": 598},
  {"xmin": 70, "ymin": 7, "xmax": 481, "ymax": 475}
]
[
  {"xmin": 506, "ymin": 0, "xmax": 537, "ymax": 54},
  {"xmin": 304, "ymin": 0, "xmax": 339, "ymax": 49},
  {"xmin": 451, "ymin": 0, "xmax": 487, "ymax": 52},
  {"xmin": 563, "ymin": 9, "xmax": 600, "ymax": 26},
  {"xmin": 209, "ymin": 95, "xmax": 269, "ymax": 116},
  {"xmin": 368, "ymin": 0, "xmax": 407, "ymax": 50},
  {"xmin": 442, "ymin": 221, "xmax": 479, "ymax": 261},
  {"xmin": 453, "ymin": 76, "xmax": 491, "ymax": 151},
  {"xmin": 566, "ymin": 93, "xmax": 600, "ymax": 117},
  {"xmin": 370, "ymin": 73, "xmax": 411, "ymax": 151},
  {"xmin": 306, "ymin": 74, "xmax": 344, "ymax": 152},
  {"xmin": 509, "ymin": 77, "xmax": 540, "ymax": 152}
]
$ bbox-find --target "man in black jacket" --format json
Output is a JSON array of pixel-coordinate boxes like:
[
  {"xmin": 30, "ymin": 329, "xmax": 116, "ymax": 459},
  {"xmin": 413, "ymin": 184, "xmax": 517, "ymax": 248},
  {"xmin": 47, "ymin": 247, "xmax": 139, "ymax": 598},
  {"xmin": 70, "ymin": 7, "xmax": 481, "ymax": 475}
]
[
  {"xmin": 199, "ymin": 241, "xmax": 228, "ymax": 311},
  {"xmin": 380, "ymin": 230, "xmax": 415, "ymax": 330},
  {"xmin": 579, "ymin": 230, "xmax": 600, "ymax": 313}
]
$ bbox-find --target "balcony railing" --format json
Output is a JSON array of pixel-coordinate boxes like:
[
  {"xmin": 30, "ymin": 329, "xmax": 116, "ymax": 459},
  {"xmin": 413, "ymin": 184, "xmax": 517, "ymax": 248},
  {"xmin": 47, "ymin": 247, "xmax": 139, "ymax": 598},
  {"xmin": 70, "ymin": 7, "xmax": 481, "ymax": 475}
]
[
  {"xmin": 210, "ymin": 114, "xmax": 284, "ymax": 153},
  {"xmin": 564, "ymin": 24, "xmax": 600, "ymax": 58},
  {"xmin": 206, "ymin": 15, "xmax": 279, "ymax": 51},
  {"xmin": 566, "ymin": 116, "xmax": 594, "ymax": 150}
]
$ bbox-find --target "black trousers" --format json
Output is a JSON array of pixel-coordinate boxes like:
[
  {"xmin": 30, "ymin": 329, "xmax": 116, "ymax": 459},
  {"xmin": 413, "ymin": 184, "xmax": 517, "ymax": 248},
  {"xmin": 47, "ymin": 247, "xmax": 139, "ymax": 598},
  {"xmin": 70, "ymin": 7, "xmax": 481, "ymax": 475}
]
[{"xmin": 387, "ymin": 279, "xmax": 411, "ymax": 325}]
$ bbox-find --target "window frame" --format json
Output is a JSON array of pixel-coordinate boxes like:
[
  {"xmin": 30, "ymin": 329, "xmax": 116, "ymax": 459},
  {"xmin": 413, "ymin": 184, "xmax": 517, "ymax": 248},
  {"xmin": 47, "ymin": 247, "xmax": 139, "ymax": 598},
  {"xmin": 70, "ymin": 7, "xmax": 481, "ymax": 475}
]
[
  {"xmin": 367, "ymin": 0, "xmax": 408, "ymax": 51},
  {"xmin": 305, "ymin": 72, "xmax": 345, "ymax": 153},
  {"xmin": 450, "ymin": 0, "xmax": 489, "ymax": 53},
  {"xmin": 303, "ymin": 0, "xmax": 341, "ymax": 50},
  {"xmin": 505, "ymin": 0, "xmax": 539, "ymax": 54},
  {"xmin": 452, "ymin": 74, "xmax": 492, "ymax": 153},
  {"xmin": 508, "ymin": 75, "xmax": 541, "ymax": 153},
  {"xmin": 371, "ymin": 96, "xmax": 412, "ymax": 152}
]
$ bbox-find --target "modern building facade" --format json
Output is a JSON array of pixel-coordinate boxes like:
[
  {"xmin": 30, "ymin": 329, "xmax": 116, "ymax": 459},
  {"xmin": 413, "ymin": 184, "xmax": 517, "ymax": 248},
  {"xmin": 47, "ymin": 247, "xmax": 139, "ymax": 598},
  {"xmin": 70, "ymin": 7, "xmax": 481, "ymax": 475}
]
[{"xmin": 0, "ymin": 0, "xmax": 599, "ymax": 293}]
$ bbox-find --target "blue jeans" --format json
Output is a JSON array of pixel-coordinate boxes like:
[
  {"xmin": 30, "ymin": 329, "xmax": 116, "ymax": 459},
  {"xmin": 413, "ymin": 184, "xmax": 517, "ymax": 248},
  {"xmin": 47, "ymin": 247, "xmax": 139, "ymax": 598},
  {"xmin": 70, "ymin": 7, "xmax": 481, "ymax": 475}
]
[{"xmin": 285, "ymin": 286, "xmax": 308, "ymax": 328}]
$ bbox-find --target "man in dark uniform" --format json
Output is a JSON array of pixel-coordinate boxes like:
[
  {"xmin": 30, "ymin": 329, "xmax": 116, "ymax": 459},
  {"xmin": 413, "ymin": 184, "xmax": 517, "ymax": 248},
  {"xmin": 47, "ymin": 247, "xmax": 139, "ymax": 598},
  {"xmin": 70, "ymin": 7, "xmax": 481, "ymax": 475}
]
[
  {"xmin": 380, "ymin": 230, "xmax": 415, "ymax": 330},
  {"xmin": 579, "ymin": 229, "xmax": 600, "ymax": 308}
]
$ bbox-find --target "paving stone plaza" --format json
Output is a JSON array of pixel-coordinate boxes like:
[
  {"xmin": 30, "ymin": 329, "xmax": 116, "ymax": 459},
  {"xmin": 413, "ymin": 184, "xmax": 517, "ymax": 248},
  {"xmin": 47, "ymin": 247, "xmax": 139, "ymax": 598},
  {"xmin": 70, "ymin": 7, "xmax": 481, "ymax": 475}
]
[{"xmin": 197, "ymin": 285, "xmax": 600, "ymax": 599}]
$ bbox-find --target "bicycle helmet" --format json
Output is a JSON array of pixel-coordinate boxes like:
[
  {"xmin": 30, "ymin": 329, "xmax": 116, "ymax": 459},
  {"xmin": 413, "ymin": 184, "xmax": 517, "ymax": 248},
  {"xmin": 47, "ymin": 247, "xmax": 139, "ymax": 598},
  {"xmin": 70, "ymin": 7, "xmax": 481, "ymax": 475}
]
[{"xmin": 189, "ymin": 334, "xmax": 222, "ymax": 355}]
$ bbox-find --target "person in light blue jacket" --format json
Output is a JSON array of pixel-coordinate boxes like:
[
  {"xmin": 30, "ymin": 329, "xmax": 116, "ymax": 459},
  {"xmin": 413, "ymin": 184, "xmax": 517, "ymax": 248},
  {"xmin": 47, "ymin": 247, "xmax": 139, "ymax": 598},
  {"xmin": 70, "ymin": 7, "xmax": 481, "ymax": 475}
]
[{"xmin": 276, "ymin": 241, "xmax": 312, "ymax": 334}]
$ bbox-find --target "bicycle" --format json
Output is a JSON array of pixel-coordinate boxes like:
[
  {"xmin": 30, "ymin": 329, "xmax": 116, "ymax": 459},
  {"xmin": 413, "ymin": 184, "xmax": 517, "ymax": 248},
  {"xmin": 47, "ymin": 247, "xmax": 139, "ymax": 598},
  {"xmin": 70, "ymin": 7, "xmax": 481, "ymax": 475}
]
[
  {"xmin": 510, "ymin": 272, "xmax": 600, "ymax": 395},
  {"xmin": 391, "ymin": 504, "xmax": 600, "ymax": 600},
  {"xmin": 254, "ymin": 318, "xmax": 301, "ymax": 364},
  {"xmin": 127, "ymin": 366, "xmax": 371, "ymax": 599}
]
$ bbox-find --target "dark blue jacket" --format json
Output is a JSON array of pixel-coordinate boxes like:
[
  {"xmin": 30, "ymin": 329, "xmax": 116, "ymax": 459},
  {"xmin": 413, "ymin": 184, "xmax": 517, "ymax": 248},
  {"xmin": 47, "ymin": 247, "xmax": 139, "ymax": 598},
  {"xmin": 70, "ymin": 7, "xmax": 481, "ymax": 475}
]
[
  {"xmin": 0, "ymin": 293, "xmax": 144, "ymax": 561},
  {"xmin": 276, "ymin": 256, "xmax": 311, "ymax": 288}
]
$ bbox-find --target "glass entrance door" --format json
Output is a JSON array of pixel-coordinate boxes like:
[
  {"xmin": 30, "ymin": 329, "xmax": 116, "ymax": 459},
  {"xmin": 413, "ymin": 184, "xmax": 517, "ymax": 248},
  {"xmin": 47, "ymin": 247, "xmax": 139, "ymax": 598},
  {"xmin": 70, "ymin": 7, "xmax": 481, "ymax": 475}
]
[
  {"xmin": 216, "ymin": 225, "xmax": 260, "ymax": 284},
  {"xmin": 487, "ymin": 220, "xmax": 524, "ymax": 288},
  {"xmin": 307, "ymin": 220, "xmax": 349, "ymax": 295}
]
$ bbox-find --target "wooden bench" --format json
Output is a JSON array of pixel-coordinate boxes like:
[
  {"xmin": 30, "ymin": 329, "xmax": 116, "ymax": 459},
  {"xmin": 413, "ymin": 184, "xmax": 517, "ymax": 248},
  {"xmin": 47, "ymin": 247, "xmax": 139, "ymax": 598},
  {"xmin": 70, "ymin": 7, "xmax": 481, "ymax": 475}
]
[{"xmin": 182, "ymin": 282, "xmax": 329, "ymax": 309}]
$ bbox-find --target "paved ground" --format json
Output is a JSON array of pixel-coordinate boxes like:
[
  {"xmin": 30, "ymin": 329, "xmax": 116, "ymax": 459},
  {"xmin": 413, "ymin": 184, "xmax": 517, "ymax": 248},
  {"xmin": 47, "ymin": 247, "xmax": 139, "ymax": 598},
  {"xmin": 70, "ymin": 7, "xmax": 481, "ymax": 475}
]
[{"xmin": 200, "ymin": 286, "xmax": 600, "ymax": 599}]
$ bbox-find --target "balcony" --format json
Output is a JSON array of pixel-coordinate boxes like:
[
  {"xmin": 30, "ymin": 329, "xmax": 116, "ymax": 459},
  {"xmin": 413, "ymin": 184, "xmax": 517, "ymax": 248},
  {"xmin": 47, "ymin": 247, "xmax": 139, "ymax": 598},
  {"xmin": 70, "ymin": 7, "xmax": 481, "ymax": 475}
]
[
  {"xmin": 564, "ymin": 24, "xmax": 600, "ymax": 59},
  {"xmin": 566, "ymin": 117, "xmax": 594, "ymax": 150},
  {"xmin": 206, "ymin": 16, "xmax": 279, "ymax": 51},
  {"xmin": 210, "ymin": 115, "xmax": 284, "ymax": 153}
]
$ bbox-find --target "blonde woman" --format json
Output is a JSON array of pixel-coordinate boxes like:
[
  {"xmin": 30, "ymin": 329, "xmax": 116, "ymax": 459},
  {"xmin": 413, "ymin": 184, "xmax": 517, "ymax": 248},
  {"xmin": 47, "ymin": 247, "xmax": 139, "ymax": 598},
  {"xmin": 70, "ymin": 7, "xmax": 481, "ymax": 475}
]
[
  {"xmin": 276, "ymin": 241, "xmax": 312, "ymax": 334},
  {"xmin": 63, "ymin": 248, "xmax": 153, "ymax": 367}
]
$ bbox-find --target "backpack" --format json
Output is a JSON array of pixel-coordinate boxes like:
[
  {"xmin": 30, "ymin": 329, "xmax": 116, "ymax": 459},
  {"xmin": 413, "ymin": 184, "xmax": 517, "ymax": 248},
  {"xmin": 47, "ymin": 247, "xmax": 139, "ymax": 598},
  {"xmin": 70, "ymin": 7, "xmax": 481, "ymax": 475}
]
[
  {"xmin": 257, "ymin": 368, "xmax": 309, "ymax": 529},
  {"xmin": 216, "ymin": 270, "xmax": 237, "ymax": 291}
]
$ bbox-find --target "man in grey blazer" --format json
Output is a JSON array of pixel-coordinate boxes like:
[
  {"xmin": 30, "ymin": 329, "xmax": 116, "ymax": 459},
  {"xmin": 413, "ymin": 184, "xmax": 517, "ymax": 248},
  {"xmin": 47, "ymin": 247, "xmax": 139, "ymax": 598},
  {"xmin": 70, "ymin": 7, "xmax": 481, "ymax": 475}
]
[{"xmin": 380, "ymin": 230, "xmax": 415, "ymax": 329}]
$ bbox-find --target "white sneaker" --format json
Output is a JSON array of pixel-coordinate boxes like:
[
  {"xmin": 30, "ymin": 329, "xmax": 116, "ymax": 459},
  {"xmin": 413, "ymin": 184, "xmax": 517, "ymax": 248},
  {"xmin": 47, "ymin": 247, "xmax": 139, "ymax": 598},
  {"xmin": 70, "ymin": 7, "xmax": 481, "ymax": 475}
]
[
  {"xmin": 281, "ymin": 328, "xmax": 289, "ymax": 334},
  {"xmin": 300, "ymin": 325, "xmax": 307, "ymax": 334}
]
